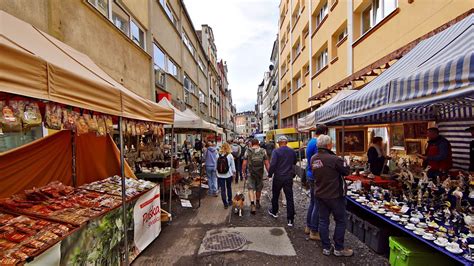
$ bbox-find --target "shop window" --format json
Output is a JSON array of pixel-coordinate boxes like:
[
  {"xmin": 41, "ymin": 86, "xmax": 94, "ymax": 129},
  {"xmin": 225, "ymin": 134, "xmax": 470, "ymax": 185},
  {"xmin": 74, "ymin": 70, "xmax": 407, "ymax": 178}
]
[
  {"xmin": 131, "ymin": 20, "xmax": 145, "ymax": 49},
  {"xmin": 88, "ymin": 0, "xmax": 108, "ymax": 17},
  {"xmin": 362, "ymin": 0, "xmax": 397, "ymax": 34},
  {"xmin": 112, "ymin": 2, "xmax": 129, "ymax": 35}
]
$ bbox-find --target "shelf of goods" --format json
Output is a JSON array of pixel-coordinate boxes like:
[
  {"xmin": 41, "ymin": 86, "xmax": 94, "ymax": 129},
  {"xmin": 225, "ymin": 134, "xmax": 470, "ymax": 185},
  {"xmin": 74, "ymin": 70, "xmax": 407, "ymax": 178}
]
[{"xmin": 0, "ymin": 178, "xmax": 161, "ymax": 265}]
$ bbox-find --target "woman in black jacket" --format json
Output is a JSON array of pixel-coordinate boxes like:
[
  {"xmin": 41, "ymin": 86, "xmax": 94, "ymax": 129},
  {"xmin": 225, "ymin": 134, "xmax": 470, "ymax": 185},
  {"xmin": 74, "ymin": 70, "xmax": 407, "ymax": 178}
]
[{"xmin": 367, "ymin": 137, "xmax": 389, "ymax": 176}]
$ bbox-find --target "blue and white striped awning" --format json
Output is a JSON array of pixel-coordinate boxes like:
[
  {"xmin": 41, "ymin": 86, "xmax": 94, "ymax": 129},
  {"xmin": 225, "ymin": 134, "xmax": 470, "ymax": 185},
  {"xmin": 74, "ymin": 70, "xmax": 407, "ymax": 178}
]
[{"xmin": 315, "ymin": 14, "xmax": 474, "ymax": 125}]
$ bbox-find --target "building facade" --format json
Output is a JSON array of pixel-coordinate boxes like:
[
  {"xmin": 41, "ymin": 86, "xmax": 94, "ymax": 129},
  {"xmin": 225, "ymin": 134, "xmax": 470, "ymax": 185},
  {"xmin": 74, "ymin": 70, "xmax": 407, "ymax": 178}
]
[
  {"xmin": 278, "ymin": 0, "xmax": 472, "ymax": 128},
  {"xmin": 235, "ymin": 111, "xmax": 258, "ymax": 137},
  {"xmin": 259, "ymin": 38, "xmax": 280, "ymax": 133},
  {"xmin": 1, "ymin": 0, "xmax": 235, "ymax": 134}
]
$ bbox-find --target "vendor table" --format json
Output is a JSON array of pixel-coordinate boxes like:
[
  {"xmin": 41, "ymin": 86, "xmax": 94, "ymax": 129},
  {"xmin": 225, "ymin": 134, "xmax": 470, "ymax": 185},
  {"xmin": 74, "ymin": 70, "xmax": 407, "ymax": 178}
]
[
  {"xmin": 345, "ymin": 175, "xmax": 399, "ymax": 189},
  {"xmin": 346, "ymin": 196, "xmax": 471, "ymax": 266}
]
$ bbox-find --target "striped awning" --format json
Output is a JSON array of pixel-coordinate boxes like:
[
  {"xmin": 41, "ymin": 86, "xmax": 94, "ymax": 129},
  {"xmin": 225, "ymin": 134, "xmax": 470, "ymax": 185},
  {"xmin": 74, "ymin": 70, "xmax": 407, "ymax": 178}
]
[{"xmin": 315, "ymin": 14, "xmax": 474, "ymax": 125}]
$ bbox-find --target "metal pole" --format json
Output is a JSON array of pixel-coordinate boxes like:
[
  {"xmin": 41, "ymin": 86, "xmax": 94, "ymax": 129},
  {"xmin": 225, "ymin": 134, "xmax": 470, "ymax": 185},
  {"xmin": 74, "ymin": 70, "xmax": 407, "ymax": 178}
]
[
  {"xmin": 119, "ymin": 117, "xmax": 129, "ymax": 266},
  {"xmin": 71, "ymin": 132, "xmax": 77, "ymax": 187},
  {"xmin": 169, "ymin": 125, "xmax": 174, "ymax": 218},
  {"xmin": 341, "ymin": 121, "xmax": 346, "ymax": 158},
  {"xmin": 198, "ymin": 130, "xmax": 203, "ymax": 208}
]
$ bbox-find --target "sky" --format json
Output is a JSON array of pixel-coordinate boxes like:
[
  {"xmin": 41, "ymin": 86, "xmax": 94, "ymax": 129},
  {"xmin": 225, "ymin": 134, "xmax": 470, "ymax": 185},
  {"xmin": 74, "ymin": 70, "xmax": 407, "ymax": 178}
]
[{"xmin": 184, "ymin": 0, "xmax": 279, "ymax": 112}]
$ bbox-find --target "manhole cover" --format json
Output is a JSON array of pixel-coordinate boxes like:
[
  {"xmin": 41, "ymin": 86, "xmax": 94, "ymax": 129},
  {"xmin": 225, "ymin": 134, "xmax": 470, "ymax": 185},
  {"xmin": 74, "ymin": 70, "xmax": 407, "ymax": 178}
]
[{"xmin": 202, "ymin": 232, "xmax": 247, "ymax": 252}]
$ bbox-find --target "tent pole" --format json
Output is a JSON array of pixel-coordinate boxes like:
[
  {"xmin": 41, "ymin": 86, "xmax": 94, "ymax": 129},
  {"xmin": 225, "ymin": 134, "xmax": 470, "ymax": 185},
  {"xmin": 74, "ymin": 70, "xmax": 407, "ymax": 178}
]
[
  {"xmin": 169, "ymin": 125, "xmax": 174, "ymax": 219},
  {"xmin": 198, "ymin": 130, "xmax": 203, "ymax": 208},
  {"xmin": 119, "ymin": 117, "xmax": 129, "ymax": 266},
  {"xmin": 71, "ymin": 132, "xmax": 77, "ymax": 187},
  {"xmin": 341, "ymin": 121, "xmax": 346, "ymax": 158}
]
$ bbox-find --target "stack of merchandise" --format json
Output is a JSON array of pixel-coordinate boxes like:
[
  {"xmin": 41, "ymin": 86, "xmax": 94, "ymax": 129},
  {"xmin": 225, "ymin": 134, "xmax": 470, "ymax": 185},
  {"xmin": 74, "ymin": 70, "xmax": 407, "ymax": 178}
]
[
  {"xmin": 80, "ymin": 176, "xmax": 156, "ymax": 199},
  {"xmin": 0, "ymin": 212, "xmax": 70, "ymax": 264}
]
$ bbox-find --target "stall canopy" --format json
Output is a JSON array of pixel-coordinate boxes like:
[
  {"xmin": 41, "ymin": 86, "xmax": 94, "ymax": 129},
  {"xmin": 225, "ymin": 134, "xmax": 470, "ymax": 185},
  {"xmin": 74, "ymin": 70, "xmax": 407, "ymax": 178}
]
[
  {"xmin": 314, "ymin": 14, "xmax": 474, "ymax": 125},
  {"xmin": 0, "ymin": 11, "xmax": 173, "ymax": 124},
  {"xmin": 298, "ymin": 90, "xmax": 357, "ymax": 131}
]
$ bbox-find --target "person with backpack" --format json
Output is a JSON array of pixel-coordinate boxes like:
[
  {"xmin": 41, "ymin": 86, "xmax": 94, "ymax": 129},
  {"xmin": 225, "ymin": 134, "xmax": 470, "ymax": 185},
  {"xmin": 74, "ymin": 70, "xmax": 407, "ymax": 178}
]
[
  {"xmin": 204, "ymin": 141, "xmax": 218, "ymax": 197},
  {"xmin": 267, "ymin": 136, "xmax": 297, "ymax": 227},
  {"xmin": 242, "ymin": 138, "xmax": 270, "ymax": 214},
  {"xmin": 238, "ymin": 139, "xmax": 247, "ymax": 182},
  {"xmin": 231, "ymin": 140, "xmax": 242, "ymax": 183},
  {"xmin": 216, "ymin": 142, "xmax": 236, "ymax": 209}
]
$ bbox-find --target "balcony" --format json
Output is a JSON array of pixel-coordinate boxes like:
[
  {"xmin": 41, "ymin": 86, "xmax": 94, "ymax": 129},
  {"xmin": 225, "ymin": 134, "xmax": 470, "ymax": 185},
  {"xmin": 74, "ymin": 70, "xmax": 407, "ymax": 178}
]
[{"xmin": 154, "ymin": 67, "xmax": 166, "ymax": 89}]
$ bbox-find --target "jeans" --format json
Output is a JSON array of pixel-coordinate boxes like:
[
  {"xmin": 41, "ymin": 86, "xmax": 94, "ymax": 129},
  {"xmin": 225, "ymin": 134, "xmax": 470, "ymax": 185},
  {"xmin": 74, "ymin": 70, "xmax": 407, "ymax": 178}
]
[
  {"xmin": 234, "ymin": 158, "xmax": 241, "ymax": 182},
  {"xmin": 318, "ymin": 197, "xmax": 347, "ymax": 251},
  {"xmin": 183, "ymin": 152, "xmax": 191, "ymax": 165},
  {"xmin": 306, "ymin": 181, "xmax": 319, "ymax": 232},
  {"xmin": 271, "ymin": 177, "xmax": 295, "ymax": 220},
  {"xmin": 218, "ymin": 178, "xmax": 233, "ymax": 206},
  {"xmin": 206, "ymin": 167, "xmax": 217, "ymax": 195}
]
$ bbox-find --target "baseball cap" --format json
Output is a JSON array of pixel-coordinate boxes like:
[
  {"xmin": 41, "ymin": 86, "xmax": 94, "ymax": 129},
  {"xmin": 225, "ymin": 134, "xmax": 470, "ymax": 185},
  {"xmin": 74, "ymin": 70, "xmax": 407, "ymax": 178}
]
[
  {"xmin": 465, "ymin": 126, "xmax": 474, "ymax": 131},
  {"xmin": 277, "ymin": 135, "xmax": 288, "ymax": 143}
]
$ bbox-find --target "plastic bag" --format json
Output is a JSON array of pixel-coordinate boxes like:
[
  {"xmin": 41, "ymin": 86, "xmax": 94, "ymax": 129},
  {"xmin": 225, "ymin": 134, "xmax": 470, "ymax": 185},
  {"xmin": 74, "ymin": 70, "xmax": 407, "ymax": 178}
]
[
  {"xmin": 84, "ymin": 114, "xmax": 98, "ymax": 132},
  {"xmin": 22, "ymin": 102, "xmax": 42, "ymax": 128},
  {"xmin": 62, "ymin": 109, "xmax": 78, "ymax": 131},
  {"xmin": 45, "ymin": 103, "xmax": 62, "ymax": 130},
  {"xmin": 130, "ymin": 121, "xmax": 136, "ymax": 136},
  {"xmin": 96, "ymin": 116, "xmax": 106, "ymax": 136},
  {"xmin": 104, "ymin": 115, "xmax": 114, "ymax": 135},
  {"xmin": 76, "ymin": 115, "xmax": 89, "ymax": 135},
  {"xmin": 1, "ymin": 101, "xmax": 22, "ymax": 132}
]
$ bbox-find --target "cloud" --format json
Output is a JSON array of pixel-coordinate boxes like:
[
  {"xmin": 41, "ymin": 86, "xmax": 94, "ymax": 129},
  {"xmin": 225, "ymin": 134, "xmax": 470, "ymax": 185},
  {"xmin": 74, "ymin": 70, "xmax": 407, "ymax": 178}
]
[{"xmin": 183, "ymin": 0, "xmax": 278, "ymax": 112}]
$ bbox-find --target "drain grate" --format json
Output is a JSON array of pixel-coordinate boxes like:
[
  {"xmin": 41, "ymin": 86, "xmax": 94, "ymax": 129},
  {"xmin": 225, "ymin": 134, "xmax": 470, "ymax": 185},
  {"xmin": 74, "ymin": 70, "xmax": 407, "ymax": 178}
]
[{"xmin": 202, "ymin": 231, "xmax": 247, "ymax": 252}]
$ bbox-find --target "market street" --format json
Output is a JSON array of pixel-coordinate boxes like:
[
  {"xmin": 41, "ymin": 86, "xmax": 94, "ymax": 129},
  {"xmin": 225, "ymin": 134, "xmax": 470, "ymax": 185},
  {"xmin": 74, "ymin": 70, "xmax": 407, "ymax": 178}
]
[{"xmin": 134, "ymin": 179, "xmax": 389, "ymax": 265}]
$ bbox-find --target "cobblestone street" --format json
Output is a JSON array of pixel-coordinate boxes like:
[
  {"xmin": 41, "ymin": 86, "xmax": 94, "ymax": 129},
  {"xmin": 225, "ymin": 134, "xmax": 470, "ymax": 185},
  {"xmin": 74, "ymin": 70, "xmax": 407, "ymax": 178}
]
[{"xmin": 133, "ymin": 179, "xmax": 389, "ymax": 265}]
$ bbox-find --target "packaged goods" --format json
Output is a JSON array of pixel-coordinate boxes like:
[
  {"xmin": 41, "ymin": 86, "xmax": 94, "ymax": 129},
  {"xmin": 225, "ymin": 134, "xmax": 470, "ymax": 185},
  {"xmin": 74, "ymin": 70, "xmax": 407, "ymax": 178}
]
[
  {"xmin": 45, "ymin": 103, "xmax": 62, "ymax": 130},
  {"xmin": 22, "ymin": 102, "xmax": 42, "ymax": 128},
  {"xmin": 1, "ymin": 101, "xmax": 22, "ymax": 132},
  {"xmin": 62, "ymin": 109, "xmax": 78, "ymax": 131},
  {"xmin": 97, "ymin": 116, "xmax": 106, "ymax": 136},
  {"xmin": 104, "ymin": 115, "xmax": 114, "ymax": 134},
  {"xmin": 76, "ymin": 115, "xmax": 89, "ymax": 135},
  {"xmin": 84, "ymin": 113, "xmax": 98, "ymax": 132}
]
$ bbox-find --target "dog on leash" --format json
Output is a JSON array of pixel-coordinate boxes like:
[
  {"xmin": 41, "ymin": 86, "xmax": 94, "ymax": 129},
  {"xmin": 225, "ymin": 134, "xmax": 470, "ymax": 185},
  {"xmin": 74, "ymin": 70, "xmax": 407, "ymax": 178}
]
[{"xmin": 232, "ymin": 191, "xmax": 245, "ymax": 216}]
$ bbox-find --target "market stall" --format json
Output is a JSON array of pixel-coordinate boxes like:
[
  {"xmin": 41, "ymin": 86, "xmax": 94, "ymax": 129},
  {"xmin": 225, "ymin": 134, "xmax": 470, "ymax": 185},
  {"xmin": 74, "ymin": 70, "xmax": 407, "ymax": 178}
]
[
  {"xmin": 0, "ymin": 10, "xmax": 173, "ymax": 265},
  {"xmin": 309, "ymin": 14, "xmax": 474, "ymax": 264}
]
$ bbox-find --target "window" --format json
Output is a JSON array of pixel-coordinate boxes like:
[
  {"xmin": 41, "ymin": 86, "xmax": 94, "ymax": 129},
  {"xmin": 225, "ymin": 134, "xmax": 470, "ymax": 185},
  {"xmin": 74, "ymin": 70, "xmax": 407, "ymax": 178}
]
[
  {"xmin": 153, "ymin": 44, "xmax": 166, "ymax": 70},
  {"xmin": 198, "ymin": 57, "xmax": 206, "ymax": 73},
  {"xmin": 131, "ymin": 21, "xmax": 145, "ymax": 49},
  {"xmin": 316, "ymin": 1, "xmax": 328, "ymax": 27},
  {"xmin": 293, "ymin": 74, "xmax": 302, "ymax": 91},
  {"xmin": 338, "ymin": 27, "xmax": 347, "ymax": 42},
  {"xmin": 303, "ymin": 64, "xmax": 310, "ymax": 76},
  {"xmin": 112, "ymin": 2, "xmax": 129, "ymax": 35},
  {"xmin": 182, "ymin": 31, "xmax": 196, "ymax": 56},
  {"xmin": 167, "ymin": 58, "xmax": 178, "ymax": 78},
  {"xmin": 88, "ymin": 0, "xmax": 108, "ymax": 16},
  {"xmin": 183, "ymin": 74, "xmax": 196, "ymax": 94},
  {"xmin": 362, "ymin": 0, "xmax": 397, "ymax": 34},
  {"xmin": 164, "ymin": 3, "xmax": 178, "ymax": 27},
  {"xmin": 316, "ymin": 48, "xmax": 328, "ymax": 72}
]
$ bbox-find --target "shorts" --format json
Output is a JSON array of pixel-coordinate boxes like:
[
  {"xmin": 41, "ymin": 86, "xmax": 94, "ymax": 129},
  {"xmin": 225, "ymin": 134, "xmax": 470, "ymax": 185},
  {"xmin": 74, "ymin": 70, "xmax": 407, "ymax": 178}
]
[{"xmin": 247, "ymin": 175, "xmax": 264, "ymax": 191}]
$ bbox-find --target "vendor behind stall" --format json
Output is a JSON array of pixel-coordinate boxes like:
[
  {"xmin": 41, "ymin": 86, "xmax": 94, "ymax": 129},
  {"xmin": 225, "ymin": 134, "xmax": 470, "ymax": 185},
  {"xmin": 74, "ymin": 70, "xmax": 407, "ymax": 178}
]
[
  {"xmin": 367, "ymin": 137, "xmax": 390, "ymax": 176},
  {"xmin": 417, "ymin": 128, "xmax": 452, "ymax": 177}
]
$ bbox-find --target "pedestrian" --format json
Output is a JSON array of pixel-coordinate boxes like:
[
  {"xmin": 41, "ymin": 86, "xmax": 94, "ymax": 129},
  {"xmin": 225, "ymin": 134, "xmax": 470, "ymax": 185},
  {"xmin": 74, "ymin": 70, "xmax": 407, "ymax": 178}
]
[
  {"xmin": 367, "ymin": 136, "xmax": 390, "ymax": 176},
  {"xmin": 265, "ymin": 139, "xmax": 275, "ymax": 161},
  {"xmin": 194, "ymin": 138, "xmax": 203, "ymax": 151},
  {"xmin": 311, "ymin": 135, "xmax": 353, "ymax": 257},
  {"xmin": 242, "ymin": 138, "xmax": 269, "ymax": 214},
  {"xmin": 416, "ymin": 127, "xmax": 453, "ymax": 178},
  {"xmin": 238, "ymin": 138, "xmax": 247, "ymax": 181},
  {"xmin": 305, "ymin": 124, "xmax": 328, "ymax": 240},
  {"xmin": 267, "ymin": 136, "xmax": 297, "ymax": 226},
  {"xmin": 204, "ymin": 141, "xmax": 218, "ymax": 197},
  {"xmin": 216, "ymin": 142, "xmax": 236, "ymax": 209},
  {"xmin": 182, "ymin": 140, "xmax": 191, "ymax": 165},
  {"xmin": 231, "ymin": 140, "xmax": 242, "ymax": 183}
]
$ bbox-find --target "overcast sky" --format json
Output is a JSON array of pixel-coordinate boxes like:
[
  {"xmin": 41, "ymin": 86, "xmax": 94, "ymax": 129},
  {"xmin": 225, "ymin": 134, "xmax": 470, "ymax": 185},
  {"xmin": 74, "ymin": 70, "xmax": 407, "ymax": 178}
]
[{"xmin": 184, "ymin": 0, "xmax": 279, "ymax": 112}]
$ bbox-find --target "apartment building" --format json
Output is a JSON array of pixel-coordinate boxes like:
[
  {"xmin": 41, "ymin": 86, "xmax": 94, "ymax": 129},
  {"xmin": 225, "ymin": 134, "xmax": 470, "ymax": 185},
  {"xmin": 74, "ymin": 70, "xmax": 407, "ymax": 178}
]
[
  {"xmin": 0, "ymin": 0, "xmax": 235, "ymax": 132},
  {"xmin": 278, "ymin": 0, "xmax": 472, "ymax": 128},
  {"xmin": 258, "ymin": 38, "xmax": 280, "ymax": 133},
  {"xmin": 235, "ymin": 111, "xmax": 258, "ymax": 137},
  {"xmin": 217, "ymin": 60, "xmax": 236, "ymax": 139}
]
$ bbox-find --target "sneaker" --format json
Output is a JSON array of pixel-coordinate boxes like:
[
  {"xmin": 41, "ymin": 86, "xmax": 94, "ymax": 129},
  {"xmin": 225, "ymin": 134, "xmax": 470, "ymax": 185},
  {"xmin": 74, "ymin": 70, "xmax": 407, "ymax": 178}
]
[
  {"xmin": 224, "ymin": 204, "xmax": 229, "ymax": 209},
  {"xmin": 309, "ymin": 231, "xmax": 321, "ymax": 241},
  {"xmin": 251, "ymin": 204, "xmax": 256, "ymax": 214},
  {"xmin": 322, "ymin": 249, "xmax": 331, "ymax": 256},
  {"xmin": 256, "ymin": 201, "xmax": 261, "ymax": 209},
  {"xmin": 267, "ymin": 209, "xmax": 278, "ymax": 218},
  {"xmin": 304, "ymin": 226, "xmax": 310, "ymax": 235},
  {"xmin": 334, "ymin": 248, "xmax": 354, "ymax": 257},
  {"xmin": 287, "ymin": 219, "xmax": 294, "ymax": 227}
]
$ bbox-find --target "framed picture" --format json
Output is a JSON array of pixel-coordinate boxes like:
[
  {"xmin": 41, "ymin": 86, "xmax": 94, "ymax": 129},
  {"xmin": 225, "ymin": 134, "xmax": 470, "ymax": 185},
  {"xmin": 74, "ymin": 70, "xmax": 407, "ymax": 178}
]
[
  {"xmin": 414, "ymin": 123, "xmax": 428, "ymax": 139},
  {"xmin": 405, "ymin": 141, "xmax": 422, "ymax": 155},
  {"xmin": 390, "ymin": 125, "xmax": 405, "ymax": 147},
  {"xmin": 404, "ymin": 124, "xmax": 416, "ymax": 139},
  {"xmin": 336, "ymin": 128, "xmax": 367, "ymax": 155}
]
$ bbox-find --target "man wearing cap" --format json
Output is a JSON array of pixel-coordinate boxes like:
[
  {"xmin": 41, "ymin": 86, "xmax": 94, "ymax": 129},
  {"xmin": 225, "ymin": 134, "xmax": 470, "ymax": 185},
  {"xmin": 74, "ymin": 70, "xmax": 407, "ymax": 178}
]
[
  {"xmin": 267, "ymin": 135, "xmax": 297, "ymax": 227},
  {"xmin": 467, "ymin": 126, "xmax": 474, "ymax": 172}
]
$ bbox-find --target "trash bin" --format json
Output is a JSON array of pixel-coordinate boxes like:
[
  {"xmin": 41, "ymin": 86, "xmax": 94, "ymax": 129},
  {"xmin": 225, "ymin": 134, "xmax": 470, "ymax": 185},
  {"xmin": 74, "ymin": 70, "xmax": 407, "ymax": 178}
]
[
  {"xmin": 364, "ymin": 220, "xmax": 389, "ymax": 254},
  {"xmin": 389, "ymin": 236, "xmax": 454, "ymax": 266},
  {"xmin": 351, "ymin": 214, "xmax": 365, "ymax": 242}
]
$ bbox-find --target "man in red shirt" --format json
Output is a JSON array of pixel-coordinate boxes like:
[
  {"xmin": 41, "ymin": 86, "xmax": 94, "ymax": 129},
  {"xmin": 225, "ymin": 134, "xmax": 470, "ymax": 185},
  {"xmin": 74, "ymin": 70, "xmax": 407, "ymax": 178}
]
[{"xmin": 417, "ymin": 128, "xmax": 452, "ymax": 178}]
